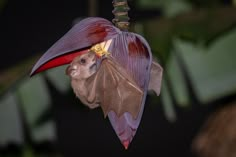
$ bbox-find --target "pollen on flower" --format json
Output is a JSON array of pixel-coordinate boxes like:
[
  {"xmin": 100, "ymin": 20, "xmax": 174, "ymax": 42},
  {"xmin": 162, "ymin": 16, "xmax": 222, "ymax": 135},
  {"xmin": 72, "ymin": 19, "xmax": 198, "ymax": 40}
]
[{"xmin": 90, "ymin": 41, "xmax": 111, "ymax": 57}]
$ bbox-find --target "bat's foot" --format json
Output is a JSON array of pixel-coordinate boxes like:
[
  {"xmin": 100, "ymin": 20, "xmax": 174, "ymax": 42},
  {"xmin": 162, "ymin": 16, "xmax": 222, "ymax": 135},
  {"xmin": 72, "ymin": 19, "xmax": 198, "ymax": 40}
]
[{"xmin": 122, "ymin": 140, "xmax": 130, "ymax": 150}]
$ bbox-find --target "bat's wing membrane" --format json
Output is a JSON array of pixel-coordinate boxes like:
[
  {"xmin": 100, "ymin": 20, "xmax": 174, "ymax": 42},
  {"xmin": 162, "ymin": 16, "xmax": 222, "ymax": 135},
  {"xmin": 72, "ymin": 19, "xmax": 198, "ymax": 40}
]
[{"xmin": 89, "ymin": 57, "xmax": 143, "ymax": 119}]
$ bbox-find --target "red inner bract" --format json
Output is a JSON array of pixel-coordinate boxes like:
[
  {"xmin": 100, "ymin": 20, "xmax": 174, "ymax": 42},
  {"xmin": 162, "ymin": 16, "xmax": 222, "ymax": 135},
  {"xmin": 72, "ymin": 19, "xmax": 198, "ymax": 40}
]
[{"xmin": 34, "ymin": 49, "xmax": 89, "ymax": 74}]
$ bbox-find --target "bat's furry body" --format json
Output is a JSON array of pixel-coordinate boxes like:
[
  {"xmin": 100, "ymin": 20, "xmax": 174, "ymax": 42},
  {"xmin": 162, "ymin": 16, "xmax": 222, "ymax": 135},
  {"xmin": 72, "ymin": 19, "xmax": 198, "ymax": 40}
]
[{"xmin": 66, "ymin": 52, "xmax": 99, "ymax": 109}]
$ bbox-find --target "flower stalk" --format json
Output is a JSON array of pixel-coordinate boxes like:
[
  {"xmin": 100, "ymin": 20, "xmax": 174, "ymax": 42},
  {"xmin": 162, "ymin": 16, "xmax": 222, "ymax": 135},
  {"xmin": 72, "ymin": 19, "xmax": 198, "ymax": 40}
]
[{"xmin": 112, "ymin": 0, "xmax": 130, "ymax": 31}]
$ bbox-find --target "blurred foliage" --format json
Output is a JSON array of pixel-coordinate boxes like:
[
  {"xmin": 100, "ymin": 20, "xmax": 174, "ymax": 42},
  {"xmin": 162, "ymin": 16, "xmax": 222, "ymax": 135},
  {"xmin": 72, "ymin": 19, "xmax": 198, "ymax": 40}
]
[
  {"xmin": 137, "ymin": 6, "xmax": 236, "ymax": 63},
  {"xmin": 133, "ymin": 0, "xmax": 236, "ymax": 121},
  {"xmin": 137, "ymin": 0, "xmax": 192, "ymax": 17},
  {"xmin": 0, "ymin": 55, "xmax": 40, "ymax": 95}
]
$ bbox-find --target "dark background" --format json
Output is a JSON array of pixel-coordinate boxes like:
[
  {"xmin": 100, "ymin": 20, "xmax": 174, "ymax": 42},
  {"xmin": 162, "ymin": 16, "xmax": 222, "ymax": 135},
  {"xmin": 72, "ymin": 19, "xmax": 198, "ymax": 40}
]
[{"xmin": 0, "ymin": 0, "xmax": 235, "ymax": 157}]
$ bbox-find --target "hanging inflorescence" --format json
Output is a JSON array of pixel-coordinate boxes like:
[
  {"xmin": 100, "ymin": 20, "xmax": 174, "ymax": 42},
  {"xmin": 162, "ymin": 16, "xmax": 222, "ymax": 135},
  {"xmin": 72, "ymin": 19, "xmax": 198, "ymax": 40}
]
[{"xmin": 112, "ymin": 0, "xmax": 130, "ymax": 31}]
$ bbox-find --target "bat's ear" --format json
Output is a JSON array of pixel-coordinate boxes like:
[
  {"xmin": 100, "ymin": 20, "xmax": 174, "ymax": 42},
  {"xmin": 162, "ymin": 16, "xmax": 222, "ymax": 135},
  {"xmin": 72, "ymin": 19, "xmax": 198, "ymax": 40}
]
[{"xmin": 30, "ymin": 17, "xmax": 120, "ymax": 76}]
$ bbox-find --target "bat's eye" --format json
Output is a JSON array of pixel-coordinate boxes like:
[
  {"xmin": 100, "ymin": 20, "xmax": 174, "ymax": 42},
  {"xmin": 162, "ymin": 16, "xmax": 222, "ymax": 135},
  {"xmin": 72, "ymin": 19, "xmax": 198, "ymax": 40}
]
[{"xmin": 80, "ymin": 58, "xmax": 86, "ymax": 64}]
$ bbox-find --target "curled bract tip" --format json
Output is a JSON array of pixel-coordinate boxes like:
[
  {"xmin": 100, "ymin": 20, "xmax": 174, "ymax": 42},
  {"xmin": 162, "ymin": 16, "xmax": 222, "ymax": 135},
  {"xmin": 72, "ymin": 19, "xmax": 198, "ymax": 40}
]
[
  {"xmin": 30, "ymin": 17, "xmax": 120, "ymax": 76},
  {"xmin": 122, "ymin": 140, "xmax": 130, "ymax": 150}
]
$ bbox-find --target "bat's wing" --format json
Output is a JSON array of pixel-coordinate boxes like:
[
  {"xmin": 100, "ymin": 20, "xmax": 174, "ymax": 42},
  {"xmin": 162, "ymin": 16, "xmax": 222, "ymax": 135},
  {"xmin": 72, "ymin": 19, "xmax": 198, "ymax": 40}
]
[
  {"xmin": 148, "ymin": 61, "xmax": 163, "ymax": 96},
  {"xmin": 86, "ymin": 57, "xmax": 143, "ymax": 119}
]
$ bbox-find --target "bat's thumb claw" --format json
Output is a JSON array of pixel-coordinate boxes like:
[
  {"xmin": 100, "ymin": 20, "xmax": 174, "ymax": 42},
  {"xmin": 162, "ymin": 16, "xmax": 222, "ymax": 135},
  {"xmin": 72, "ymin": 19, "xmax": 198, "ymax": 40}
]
[{"xmin": 122, "ymin": 140, "xmax": 130, "ymax": 150}]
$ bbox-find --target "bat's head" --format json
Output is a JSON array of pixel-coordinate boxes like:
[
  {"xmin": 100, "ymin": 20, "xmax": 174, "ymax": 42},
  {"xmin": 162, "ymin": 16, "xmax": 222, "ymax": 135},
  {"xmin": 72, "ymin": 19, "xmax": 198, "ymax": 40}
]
[{"xmin": 66, "ymin": 52, "xmax": 97, "ymax": 80}]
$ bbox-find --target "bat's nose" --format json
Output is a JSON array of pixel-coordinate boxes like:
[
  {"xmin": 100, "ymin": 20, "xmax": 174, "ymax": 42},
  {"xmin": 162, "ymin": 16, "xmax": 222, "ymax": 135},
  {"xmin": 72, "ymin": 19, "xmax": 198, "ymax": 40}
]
[
  {"xmin": 71, "ymin": 64, "xmax": 78, "ymax": 70},
  {"xmin": 66, "ymin": 64, "xmax": 79, "ymax": 77}
]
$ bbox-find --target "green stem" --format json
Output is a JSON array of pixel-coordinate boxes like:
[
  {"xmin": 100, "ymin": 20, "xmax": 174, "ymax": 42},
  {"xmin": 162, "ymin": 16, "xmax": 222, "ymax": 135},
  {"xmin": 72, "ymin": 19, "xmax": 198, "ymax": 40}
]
[{"xmin": 112, "ymin": 0, "xmax": 130, "ymax": 31}]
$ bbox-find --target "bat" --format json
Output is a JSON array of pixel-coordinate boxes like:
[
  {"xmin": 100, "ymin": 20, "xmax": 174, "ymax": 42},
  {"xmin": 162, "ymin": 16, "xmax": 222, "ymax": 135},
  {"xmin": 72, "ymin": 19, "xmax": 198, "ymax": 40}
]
[
  {"xmin": 65, "ymin": 51, "xmax": 100, "ymax": 109},
  {"xmin": 66, "ymin": 50, "xmax": 162, "ymax": 119},
  {"xmin": 66, "ymin": 51, "xmax": 143, "ymax": 119},
  {"xmin": 64, "ymin": 37, "xmax": 162, "ymax": 150},
  {"xmin": 30, "ymin": 17, "xmax": 163, "ymax": 149}
]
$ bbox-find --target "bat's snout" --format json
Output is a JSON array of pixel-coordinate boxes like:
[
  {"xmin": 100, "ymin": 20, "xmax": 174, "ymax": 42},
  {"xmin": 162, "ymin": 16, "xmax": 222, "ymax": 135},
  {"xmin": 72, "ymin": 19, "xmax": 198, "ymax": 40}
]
[{"xmin": 66, "ymin": 64, "xmax": 80, "ymax": 78}]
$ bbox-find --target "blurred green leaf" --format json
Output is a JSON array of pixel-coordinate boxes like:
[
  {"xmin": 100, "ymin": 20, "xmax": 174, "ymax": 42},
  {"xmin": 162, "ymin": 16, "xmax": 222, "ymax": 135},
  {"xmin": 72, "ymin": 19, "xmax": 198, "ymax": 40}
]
[
  {"xmin": 166, "ymin": 51, "xmax": 191, "ymax": 107},
  {"xmin": 163, "ymin": 0, "xmax": 192, "ymax": 17},
  {"xmin": 142, "ymin": 6, "xmax": 236, "ymax": 63},
  {"xmin": 16, "ymin": 75, "xmax": 56, "ymax": 142},
  {"xmin": 161, "ymin": 80, "xmax": 177, "ymax": 122},
  {"xmin": 173, "ymin": 27, "xmax": 236, "ymax": 103},
  {"xmin": 0, "ymin": 92, "xmax": 23, "ymax": 146},
  {"xmin": 0, "ymin": 55, "xmax": 41, "ymax": 95},
  {"xmin": 45, "ymin": 65, "xmax": 70, "ymax": 93}
]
